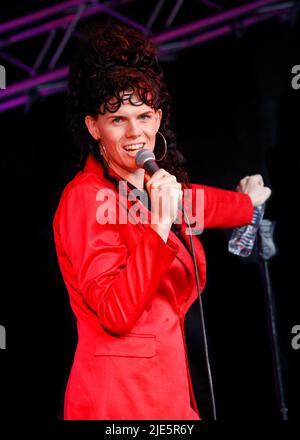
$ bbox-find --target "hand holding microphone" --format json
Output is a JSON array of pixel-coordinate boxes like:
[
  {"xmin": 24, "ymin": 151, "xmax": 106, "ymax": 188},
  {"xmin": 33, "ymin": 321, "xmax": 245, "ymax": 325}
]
[{"xmin": 135, "ymin": 149, "xmax": 183, "ymax": 242}]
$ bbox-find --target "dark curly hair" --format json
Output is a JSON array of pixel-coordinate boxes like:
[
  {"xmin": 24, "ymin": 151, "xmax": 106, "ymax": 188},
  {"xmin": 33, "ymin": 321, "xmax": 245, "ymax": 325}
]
[{"xmin": 67, "ymin": 23, "xmax": 191, "ymax": 186}]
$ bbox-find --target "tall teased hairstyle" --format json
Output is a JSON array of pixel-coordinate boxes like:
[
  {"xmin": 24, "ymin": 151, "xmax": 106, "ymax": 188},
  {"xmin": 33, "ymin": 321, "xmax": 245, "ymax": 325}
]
[{"xmin": 67, "ymin": 23, "xmax": 191, "ymax": 189}]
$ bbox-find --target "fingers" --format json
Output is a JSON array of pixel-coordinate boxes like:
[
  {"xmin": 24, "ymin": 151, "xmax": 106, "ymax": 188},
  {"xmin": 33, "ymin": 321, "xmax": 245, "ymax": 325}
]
[
  {"xmin": 238, "ymin": 174, "xmax": 264, "ymax": 189},
  {"xmin": 242, "ymin": 174, "xmax": 264, "ymax": 184},
  {"xmin": 241, "ymin": 178, "xmax": 272, "ymax": 206},
  {"xmin": 146, "ymin": 168, "xmax": 168, "ymax": 183},
  {"xmin": 152, "ymin": 177, "xmax": 177, "ymax": 189},
  {"xmin": 265, "ymin": 186, "xmax": 272, "ymax": 199},
  {"xmin": 251, "ymin": 174, "xmax": 264, "ymax": 186},
  {"xmin": 157, "ymin": 185, "xmax": 183, "ymax": 221},
  {"xmin": 145, "ymin": 169, "xmax": 177, "ymax": 190},
  {"xmin": 149, "ymin": 182, "xmax": 182, "ymax": 200},
  {"xmin": 145, "ymin": 168, "xmax": 182, "ymax": 202},
  {"xmin": 144, "ymin": 172, "xmax": 151, "ymax": 184},
  {"xmin": 145, "ymin": 169, "xmax": 183, "ymax": 225},
  {"xmin": 251, "ymin": 186, "xmax": 272, "ymax": 206},
  {"xmin": 241, "ymin": 175, "xmax": 250, "ymax": 183}
]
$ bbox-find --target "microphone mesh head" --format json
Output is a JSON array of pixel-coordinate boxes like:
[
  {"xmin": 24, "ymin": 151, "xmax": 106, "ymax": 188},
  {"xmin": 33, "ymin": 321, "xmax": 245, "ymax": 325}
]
[{"xmin": 135, "ymin": 149, "xmax": 156, "ymax": 167}]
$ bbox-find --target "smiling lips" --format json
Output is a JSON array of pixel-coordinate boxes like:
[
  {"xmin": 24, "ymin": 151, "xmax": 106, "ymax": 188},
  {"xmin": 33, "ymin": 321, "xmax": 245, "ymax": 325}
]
[{"xmin": 123, "ymin": 143, "xmax": 145, "ymax": 152}]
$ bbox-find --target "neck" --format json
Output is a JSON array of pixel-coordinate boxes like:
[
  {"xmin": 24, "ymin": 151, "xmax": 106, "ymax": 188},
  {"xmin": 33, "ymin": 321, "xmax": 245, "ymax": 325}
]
[{"xmin": 109, "ymin": 164, "xmax": 145, "ymax": 190}]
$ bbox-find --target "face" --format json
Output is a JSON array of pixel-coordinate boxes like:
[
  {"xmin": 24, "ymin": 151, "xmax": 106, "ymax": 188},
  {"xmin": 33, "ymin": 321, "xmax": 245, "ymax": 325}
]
[{"xmin": 85, "ymin": 96, "xmax": 162, "ymax": 178}]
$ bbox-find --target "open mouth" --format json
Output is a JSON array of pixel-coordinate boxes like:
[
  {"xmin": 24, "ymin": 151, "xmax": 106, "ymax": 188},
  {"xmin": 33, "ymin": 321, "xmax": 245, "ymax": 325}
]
[{"xmin": 123, "ymin": 143, "xmax": 145, "ymax": 152}]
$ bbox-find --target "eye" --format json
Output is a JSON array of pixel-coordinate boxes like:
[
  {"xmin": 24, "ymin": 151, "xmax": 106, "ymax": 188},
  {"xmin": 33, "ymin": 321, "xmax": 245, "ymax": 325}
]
[
  {"xmin": 112, "ymin": 117, "xmax": 123, "ymax": 124},
  {"xmin": 139, "ymin": 114, "xmax": 151, "ymax": 120}
]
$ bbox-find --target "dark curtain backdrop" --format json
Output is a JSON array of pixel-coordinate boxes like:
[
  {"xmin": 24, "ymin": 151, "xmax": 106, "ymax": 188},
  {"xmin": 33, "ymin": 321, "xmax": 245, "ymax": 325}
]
[{"xmin": 0, "ymin": 17, "xmax": 299, "ymax": 421}]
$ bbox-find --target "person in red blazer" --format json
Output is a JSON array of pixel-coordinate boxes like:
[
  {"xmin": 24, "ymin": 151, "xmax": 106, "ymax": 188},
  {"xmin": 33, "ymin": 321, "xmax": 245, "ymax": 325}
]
[{"xmin": 53, "ymin": 24, "xmax": 271, "ymax": 420}]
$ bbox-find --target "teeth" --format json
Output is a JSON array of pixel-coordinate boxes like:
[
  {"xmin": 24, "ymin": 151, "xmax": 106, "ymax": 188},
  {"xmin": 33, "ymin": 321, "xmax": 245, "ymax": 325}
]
[{"xmin": 124, "ymin": 143, "xmax": 144, "ymax": 151}]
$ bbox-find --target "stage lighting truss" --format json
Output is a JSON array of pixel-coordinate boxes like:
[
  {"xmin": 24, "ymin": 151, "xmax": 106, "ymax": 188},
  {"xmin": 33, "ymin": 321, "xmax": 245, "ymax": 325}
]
[{"xmin": 0, "ymin": 0, "xmax": 299, "ymax": 112}]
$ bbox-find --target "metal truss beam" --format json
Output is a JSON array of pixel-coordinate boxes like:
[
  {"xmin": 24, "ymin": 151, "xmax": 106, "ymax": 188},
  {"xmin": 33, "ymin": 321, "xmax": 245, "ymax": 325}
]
[
  {"xmin": 0, "ymin": 0, "xmax": 299, "ymax": 113},
  {"xmin": 153, "ymin": 0, "xmax": 283, "ymax": 43}
]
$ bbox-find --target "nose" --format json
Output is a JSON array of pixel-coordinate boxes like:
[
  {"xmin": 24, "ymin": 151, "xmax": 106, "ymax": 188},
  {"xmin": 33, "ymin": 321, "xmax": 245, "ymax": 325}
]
[{"xmin": 125, "ymin": 119, "xmax": 141, "ymax": 138}]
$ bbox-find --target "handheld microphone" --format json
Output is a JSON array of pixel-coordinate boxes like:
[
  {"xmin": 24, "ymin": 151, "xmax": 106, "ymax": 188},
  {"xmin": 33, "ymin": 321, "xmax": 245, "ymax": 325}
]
[
  {"xmin": 135, "ymin": 149, "xmax": 184, "ymax": 212},
  {"xmin": 135, "ymin": 149, "xmax": 159, "ymax": 176}
]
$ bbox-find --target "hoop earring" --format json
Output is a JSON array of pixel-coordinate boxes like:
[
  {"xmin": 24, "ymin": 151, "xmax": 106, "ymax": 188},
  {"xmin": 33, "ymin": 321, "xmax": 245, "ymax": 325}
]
[
  {"xmin": 155, "ymin": 131, "xmax": 168, "ymax": 162},
  {"xmin": 99, "ymin": 141, "xmax": 110, "ymax": 165}
]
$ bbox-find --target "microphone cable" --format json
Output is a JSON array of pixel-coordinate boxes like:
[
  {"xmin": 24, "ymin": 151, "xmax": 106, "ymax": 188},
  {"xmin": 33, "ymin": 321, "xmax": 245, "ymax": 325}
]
[
  {"xmin": 135, "ymin": 148, "xmax": 217, "ymax": 419},
  {"xmin": 181, "ymin": 202, "xmax": 217, "ymax": 421}
]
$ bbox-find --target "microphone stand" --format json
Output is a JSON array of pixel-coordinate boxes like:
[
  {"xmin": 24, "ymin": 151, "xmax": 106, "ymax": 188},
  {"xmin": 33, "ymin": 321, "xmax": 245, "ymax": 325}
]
[{"xmin": 257, "ymin": 219, "xmax": 288, "ymax": 420}]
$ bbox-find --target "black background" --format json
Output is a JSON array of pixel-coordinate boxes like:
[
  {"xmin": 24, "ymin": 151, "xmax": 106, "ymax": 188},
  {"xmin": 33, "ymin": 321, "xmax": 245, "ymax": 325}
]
[{"xmin": 0, "ymin": 1, "xmax": 299, "ymax": 427}]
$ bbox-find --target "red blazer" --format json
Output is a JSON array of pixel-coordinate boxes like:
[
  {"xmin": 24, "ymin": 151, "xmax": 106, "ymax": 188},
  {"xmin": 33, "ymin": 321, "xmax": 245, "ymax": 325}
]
[{"xmin": 53, "ymin": 154, "xmax": 254, "ymax": 420}]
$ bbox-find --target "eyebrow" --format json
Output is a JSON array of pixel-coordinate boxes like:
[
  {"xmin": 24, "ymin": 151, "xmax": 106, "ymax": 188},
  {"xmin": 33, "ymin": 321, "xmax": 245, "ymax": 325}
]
[{"xmin": 106, "ymin": 110, "xmax": 154, "ymax": 119}]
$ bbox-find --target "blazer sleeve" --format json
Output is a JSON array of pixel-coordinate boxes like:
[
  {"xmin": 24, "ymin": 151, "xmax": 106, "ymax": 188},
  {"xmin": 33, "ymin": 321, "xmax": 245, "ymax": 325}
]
[
  {"xmin": 53, "ymin": 182, "xmax": 179, "ymax": 335},
  {"xmin": 186, "ymin": 183, "xmax": 254, "ymax": 229}
]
